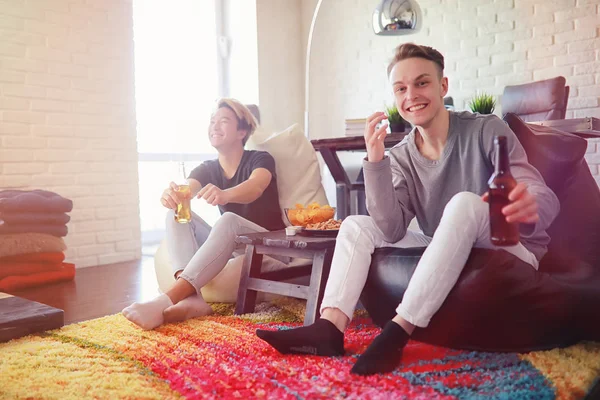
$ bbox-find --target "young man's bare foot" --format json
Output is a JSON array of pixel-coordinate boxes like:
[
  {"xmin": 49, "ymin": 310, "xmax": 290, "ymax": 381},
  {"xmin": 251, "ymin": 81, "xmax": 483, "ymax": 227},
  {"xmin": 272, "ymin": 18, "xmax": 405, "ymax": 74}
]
[
  {"xmin": 122, "ymin": 294, "xmax": 173, "ymax": 330},
  {"xmin": 163, "ymin": 294, "xmax": 213, "ymax": 323}
]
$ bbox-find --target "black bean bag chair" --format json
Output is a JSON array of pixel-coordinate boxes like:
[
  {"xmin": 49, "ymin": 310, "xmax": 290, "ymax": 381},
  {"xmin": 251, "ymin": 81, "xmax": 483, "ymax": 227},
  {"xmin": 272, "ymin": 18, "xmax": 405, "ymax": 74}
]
[{"xmin": 360, "ymin": 113, "xmax": 600, "ymax": 352}]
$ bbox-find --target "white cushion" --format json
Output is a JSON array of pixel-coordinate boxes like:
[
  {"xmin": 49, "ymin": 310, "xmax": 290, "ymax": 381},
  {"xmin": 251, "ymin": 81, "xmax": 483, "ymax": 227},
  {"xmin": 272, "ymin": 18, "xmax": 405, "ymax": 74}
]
[{"xmin": 247, "ymin": 123, "xmax": 329, "ymax": 224}]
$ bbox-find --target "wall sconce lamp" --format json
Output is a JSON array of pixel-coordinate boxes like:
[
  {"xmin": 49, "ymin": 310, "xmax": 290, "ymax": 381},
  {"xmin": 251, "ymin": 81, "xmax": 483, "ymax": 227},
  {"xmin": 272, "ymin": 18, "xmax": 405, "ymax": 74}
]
[{"xmin": 372, "ymin": 0, "xmax": 422, "ymax": 35}]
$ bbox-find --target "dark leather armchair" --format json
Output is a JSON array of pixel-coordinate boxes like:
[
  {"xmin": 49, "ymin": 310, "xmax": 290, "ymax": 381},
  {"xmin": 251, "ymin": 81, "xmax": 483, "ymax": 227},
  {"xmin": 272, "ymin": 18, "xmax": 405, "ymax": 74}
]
[
  {"xmin": 246, "ymin": 104, "xmax": 261, "ymax": 123},
  {"xmin": 501, "ymin": 76, "xmax": 570, "ymax": 122},
  {"xmin": 443, "ymin": 96, "xmax": 454, "ymax": 110}
]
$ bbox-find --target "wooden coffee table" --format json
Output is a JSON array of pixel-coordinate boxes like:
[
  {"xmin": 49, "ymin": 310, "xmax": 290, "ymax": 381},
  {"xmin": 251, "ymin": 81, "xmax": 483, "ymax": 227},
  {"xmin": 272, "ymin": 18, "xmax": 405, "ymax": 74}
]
[{"xmin": 234, "ymin": 230, "xmax": 337, "ymax": 325}]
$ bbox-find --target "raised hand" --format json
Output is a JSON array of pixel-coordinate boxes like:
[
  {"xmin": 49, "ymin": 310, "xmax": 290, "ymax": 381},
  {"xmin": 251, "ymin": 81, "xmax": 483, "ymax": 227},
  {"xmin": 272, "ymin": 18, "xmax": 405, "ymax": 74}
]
[
  {"xmin": 197, "ymin": 183, "xmax": 231, "ymax": 206},
  {"xmin": 365, "ymin": 111, "xmax": 388, "ymax": 162},
  {"xmin": 160, "ymin": 182, "xmax": 180, "ymax": 210}
]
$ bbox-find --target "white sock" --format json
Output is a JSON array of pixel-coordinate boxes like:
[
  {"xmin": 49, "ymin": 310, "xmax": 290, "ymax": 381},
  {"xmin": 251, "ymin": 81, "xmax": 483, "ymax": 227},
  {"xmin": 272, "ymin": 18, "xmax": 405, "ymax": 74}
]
[
  {"xmin": 163, "ymin": 294, "xmax": 213, "ymax": 323},
  {"xmin": 122, "ymin": 294, "xmax": 173, "ymax": 330}
]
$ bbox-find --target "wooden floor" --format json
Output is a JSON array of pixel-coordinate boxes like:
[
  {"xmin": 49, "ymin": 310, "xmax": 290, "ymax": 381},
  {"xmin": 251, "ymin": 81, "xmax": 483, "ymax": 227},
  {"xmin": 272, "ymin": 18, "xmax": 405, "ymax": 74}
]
[{"xmin": 9, "ymin": 255, "xmax": 159, "ymax": 325}]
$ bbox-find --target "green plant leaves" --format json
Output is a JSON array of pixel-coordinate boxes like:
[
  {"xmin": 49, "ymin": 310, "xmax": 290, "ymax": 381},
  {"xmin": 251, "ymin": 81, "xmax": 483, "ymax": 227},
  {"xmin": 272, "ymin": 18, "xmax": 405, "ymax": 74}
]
[
  {"xmin": 384, "ymin": 104, "xmax": 405, "ymax": 124},
  {"xmin": 468, "ymin": 94, "xmax": 496, "ymax": 114}
]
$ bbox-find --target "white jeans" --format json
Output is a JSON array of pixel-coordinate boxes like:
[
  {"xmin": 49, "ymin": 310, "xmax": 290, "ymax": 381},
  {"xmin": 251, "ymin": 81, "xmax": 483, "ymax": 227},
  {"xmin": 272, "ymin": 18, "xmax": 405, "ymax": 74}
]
[
  {"xmin": 165, "ymin": 210, "xmax": 268, "ymax": 294},
  {"xmin": 320, "ymin": 191, "xmax": 539, "ymax": 328}
]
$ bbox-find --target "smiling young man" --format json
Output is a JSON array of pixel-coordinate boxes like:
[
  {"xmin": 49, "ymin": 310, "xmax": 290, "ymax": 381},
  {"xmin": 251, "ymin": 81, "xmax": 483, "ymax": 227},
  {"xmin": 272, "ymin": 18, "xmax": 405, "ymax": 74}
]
[
  {"xmin": 256, "ymin": 43, "xmax": 560, "ymax": 375},
  {"xmin": 123, "ymin": 98, "xmax": 285, "ymax": 330}
]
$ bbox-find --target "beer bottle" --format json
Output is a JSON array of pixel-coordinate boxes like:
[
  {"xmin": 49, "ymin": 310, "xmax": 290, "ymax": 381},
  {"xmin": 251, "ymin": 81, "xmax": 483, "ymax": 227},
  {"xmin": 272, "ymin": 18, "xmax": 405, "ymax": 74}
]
[{"xmin": 488, "ymin": 135, "xmax": 519, "ymax": 246}]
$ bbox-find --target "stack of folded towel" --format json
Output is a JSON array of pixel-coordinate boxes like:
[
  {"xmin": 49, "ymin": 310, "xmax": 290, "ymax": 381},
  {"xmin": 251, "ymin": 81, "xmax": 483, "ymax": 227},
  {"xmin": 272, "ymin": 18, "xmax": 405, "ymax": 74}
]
[{"xmin": 0, "ymin": 190, "xmax": 75, "ymax": 291}]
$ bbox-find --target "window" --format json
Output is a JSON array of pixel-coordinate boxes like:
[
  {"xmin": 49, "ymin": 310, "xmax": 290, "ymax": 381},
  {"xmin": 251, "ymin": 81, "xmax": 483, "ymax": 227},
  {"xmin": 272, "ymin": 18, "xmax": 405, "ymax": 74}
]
[
  {"xmin": 134, "ymin": 0, "xmax": 220, "ymax": 155},
  {"xmin": 134, "ymin": 0, "xmax": 260, "ymax": 244},
  {"xmin": 133, "ymin": 0, "xmax": 222, "ymax": 243}
]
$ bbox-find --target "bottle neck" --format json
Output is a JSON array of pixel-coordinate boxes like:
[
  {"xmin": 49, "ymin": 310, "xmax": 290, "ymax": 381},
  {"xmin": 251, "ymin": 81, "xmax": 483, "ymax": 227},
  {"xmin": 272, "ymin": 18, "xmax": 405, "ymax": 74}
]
[
  {"xmin": 179, "ymin": 162, "xmax": 187, "ymax": 180},
  {"xmin": 494, "ymin": 137, "xmax": 510, "ymax": 174}
]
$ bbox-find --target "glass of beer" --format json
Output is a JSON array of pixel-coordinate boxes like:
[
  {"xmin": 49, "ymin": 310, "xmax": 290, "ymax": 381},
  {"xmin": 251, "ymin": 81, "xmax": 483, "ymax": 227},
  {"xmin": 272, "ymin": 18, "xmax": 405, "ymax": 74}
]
[{"xmin": 175, "ymin": 184, "xmax": 192, "ymax": 223}]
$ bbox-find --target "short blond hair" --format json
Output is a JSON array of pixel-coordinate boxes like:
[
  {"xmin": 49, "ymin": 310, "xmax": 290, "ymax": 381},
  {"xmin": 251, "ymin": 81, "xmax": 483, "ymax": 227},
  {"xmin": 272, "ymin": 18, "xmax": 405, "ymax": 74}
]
[
  {"xmin": 387, "ymin": 43, "xmax": 444, "ymax": 78},
  {"xmin": 215, "ymin": 98, "xmax": 258, "ymax": 145}
]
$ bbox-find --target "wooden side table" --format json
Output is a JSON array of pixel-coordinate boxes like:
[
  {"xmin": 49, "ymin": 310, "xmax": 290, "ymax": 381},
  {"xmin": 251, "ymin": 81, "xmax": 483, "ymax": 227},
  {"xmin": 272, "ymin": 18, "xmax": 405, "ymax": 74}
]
[{"xmin": 234, "ymin": 230, "xmax": 336, "ymax": 325}]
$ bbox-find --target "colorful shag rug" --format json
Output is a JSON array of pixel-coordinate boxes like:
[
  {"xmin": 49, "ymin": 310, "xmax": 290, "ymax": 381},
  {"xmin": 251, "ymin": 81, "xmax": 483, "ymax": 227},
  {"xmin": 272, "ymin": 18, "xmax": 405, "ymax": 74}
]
[{"xmin": 1, "ymin": 299, "xmax": 599, "ymax": 400}]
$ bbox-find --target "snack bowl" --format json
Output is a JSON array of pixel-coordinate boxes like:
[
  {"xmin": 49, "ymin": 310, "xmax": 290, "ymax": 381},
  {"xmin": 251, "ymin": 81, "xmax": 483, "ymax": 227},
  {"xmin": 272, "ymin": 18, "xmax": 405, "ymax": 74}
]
[{"xmin": 284, "ymin": 206, "xmax": 336, "ymax": 227}]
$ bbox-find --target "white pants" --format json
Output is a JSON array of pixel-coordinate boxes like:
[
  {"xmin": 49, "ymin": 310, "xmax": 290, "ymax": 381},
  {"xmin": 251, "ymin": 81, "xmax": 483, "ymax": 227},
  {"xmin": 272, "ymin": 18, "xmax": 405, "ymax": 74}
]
[
  {"xmin": 320, "ymin": 192, "xmax": 539, "ymax": 328},
  {"xmin": 165, "ymin": 210, "xmax": 268, "ymax": 294}
]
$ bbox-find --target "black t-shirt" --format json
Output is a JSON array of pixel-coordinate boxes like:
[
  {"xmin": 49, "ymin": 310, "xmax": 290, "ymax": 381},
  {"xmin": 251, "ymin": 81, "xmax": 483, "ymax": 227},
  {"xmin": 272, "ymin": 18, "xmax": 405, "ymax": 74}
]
[{"xmin": 188, "ymin": 150, "xmax": 285, "ymax": 231}]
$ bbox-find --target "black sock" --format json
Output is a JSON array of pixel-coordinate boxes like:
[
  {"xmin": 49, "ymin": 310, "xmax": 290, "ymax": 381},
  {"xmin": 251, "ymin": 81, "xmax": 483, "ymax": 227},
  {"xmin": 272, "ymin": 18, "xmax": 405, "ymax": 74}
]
[
  {"xmin": 256, "ymin": 318, "xmax": 344, "ymax": 356},
  {"xmin": 350, "ymin": 320, "xmax": 410, "ymax": 376}
]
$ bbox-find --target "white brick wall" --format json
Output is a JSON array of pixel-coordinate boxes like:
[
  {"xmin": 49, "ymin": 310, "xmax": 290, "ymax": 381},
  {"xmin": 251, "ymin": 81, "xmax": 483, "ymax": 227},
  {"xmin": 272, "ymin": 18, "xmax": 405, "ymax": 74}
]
[
  {"xmin": 304, "ymin": 0, "xmax": 600, "ymax": 187},
  {"xmin": 256, "ymin": 0, "xmax": 304, "ymax": 133},
  {"xmin": 0, "ymin": 0, "xmax": 140, "ymax": 268}
]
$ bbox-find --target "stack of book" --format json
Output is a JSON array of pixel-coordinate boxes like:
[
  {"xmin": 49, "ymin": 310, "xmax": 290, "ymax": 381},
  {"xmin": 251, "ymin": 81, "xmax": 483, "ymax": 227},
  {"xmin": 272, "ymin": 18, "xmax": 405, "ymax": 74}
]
[{"xmin": 344, "ymin": 118, "xmax": 367, "ymax": 137}]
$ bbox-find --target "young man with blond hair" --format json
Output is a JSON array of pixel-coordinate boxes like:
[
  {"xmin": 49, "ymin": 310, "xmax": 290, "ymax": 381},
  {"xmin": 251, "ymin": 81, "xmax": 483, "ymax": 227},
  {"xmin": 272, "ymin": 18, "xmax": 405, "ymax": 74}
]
[
  {"xmin": 123, "ymin": 98, "xmax": 285, "ymax": 329},
  {"xmin": 256, "ymin": 43, "xmax": 559, "ymax": 375}
]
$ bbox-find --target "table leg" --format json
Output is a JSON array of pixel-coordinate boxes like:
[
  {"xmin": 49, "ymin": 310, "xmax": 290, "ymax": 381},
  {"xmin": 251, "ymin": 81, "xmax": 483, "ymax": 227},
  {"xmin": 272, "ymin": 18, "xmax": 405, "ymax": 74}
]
[
  {"xmin": 319, "ymin": 147, "xmax": 352, "ymax": 220},
  {"xmin": 315, "ymin": 248, "xmax": 333, "ymax": 320},
  {"xmin": 304, "ymin": 248, "xmax": 334, "ymax": 326},
  {"xmin": 336, "ymin": 183, "xmax": 350, "ymax": 220},
  {"xmin": 234, "ymin": 245, "xmax": 264, "ymax": 316}
]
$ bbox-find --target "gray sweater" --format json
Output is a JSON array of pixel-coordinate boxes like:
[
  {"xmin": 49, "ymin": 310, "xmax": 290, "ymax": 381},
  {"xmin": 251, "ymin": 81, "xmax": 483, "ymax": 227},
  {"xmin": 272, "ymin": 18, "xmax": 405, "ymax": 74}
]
[{"xmin": 363, "ymin": 111, "xmax": 560, "ymax": 261}]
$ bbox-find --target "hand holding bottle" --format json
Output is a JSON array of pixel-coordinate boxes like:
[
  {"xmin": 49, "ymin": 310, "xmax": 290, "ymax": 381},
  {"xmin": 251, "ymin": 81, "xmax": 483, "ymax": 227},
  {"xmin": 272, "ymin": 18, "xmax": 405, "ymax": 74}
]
[
  {"xmin": 483, "ymin": 183, "xmax": 538, "ymax": 224},
  {"xmin": 160, "ymin": 182, "xmax": 181, "ymax": 210}
]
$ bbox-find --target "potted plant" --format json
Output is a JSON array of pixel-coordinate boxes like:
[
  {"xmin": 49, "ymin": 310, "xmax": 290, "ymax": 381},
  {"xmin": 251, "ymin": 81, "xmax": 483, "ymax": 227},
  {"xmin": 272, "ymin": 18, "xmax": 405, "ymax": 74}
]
[
  {"xmin": 468, "ymin": 93, "xmax": 496, "ymax": 114},
  {"xmin": 385, "ymin": 104, "xmax": 407, "ymax": 133}
]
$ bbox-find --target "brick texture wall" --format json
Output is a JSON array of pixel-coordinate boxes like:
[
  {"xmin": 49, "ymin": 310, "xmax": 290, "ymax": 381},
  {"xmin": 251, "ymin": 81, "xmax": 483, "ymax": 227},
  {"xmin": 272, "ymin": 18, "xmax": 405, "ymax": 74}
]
[
  {"xmin": 0, "ymin": 0, "xmax": 140, "ymax": 268},
  {"xmin": 256, "ymin": 0, "xmax": 304, "ymax": 133},
  {"xmin": 304, "ymin": 0, "xmax": 600, "ymax": 187}
]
